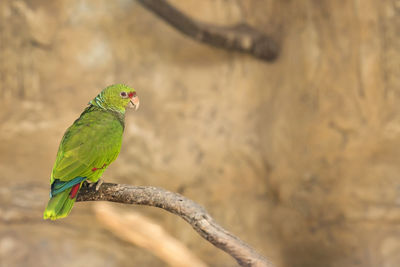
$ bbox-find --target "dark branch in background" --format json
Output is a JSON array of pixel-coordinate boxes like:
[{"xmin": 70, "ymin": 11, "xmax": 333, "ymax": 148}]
[
  {"xmin": 77, "ymin": 183, "xmax": 274, "ymax": 267},
  {"xmin": 136, "ymin": 0, "xmax": 279, "ymax": 62}
]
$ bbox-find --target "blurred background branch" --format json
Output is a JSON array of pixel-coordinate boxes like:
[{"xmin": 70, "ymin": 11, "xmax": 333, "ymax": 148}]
[
  {"xmin": 2, "ymin": 0, "xmax": 400, "ymax": 266},
  {"xmin": 78, "ymin": 182, "xmax": 274, "ymax": 267},
  {"xmin": 136, "ymin": 0, "xmax": 279, "ymax": 61},
  {"xmin": 94, "ymin": 203, "xmax": 208, "ymax": 267}
]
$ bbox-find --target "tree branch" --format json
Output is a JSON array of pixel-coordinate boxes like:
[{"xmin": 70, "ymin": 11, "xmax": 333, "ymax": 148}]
[
  {"xmin": 136, "ymin": 0, "xmax": 279, "ymax": 62},
  {"xmin": 77, "ymin": 182, "xmax": 274, "ymax": 267}
]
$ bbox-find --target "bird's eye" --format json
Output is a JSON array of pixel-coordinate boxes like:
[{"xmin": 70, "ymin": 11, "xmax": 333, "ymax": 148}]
[{"xmin": 120, "ymin": 92, "xmax": 128, "ymax": 98}]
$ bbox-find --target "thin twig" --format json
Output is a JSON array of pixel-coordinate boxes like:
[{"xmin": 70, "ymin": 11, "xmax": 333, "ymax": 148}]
[
  {"xmin": 136, "ymin": 0, "xmax": 279, "ymax": 61},
  {"xmin": 77, "ymin": 182, "xmax": 274, "ymax": 267}
]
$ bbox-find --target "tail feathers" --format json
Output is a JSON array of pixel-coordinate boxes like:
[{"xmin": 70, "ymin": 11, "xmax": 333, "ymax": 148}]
[
  {"xmin": 44, "ymin": 182, "xmax": 83, "ymax": 220},
  {"xmin": 51, "ymin": 176, "xmax": 86, "ymax": 197}
]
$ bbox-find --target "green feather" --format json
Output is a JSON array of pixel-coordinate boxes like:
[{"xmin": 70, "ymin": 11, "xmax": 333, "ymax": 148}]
[
  {"xmin": 44, "ymin": 84, "xmax": 137, "ymax": 220},
  {"xmin": 43, "ymin": 189, "xmax": 71, "ymax": 220}
]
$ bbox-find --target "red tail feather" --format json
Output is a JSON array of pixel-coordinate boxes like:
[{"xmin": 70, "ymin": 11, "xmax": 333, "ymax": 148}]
[{"xmin": 69, "ymin": 184, "xmax": 80, "ymax": 199}]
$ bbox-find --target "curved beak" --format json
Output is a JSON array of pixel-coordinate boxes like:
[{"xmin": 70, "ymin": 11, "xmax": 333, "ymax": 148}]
[{"xmin": 128, "ymin": 96, "xmax": 139, "ymax": 110}]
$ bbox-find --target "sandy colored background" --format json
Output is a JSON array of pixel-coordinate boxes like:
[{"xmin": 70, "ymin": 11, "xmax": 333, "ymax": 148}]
[{"xmin": 1, "ymin": 0, "xmax": 400, "ymax": 266}]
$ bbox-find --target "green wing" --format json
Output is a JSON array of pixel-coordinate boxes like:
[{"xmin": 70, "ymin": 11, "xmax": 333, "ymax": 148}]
[{"xmin": 51, "ymin": 106, "xmax": 124, "ymax": 184}]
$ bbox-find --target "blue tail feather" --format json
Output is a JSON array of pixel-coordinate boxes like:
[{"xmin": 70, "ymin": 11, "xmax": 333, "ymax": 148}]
[{"xmin": 50, "ymin": 176, "xmax": 87, "ymax": 197}]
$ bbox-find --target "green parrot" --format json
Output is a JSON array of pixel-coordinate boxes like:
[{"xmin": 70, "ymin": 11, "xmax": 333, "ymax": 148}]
[{"xmin": 43, "ymin": 84, "xmax": 139, "ymax": 220}]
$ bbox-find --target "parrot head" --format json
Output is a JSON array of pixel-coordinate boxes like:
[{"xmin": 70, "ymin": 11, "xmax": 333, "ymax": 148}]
[{"xmin": 90, "ymin": 84, "xmax": 139, "ymax": 113}]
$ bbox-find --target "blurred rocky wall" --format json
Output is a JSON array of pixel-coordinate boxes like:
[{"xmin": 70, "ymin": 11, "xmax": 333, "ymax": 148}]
[{"xmin": 1, "ymin": 0, "xmax": 400, "ymax": 266}]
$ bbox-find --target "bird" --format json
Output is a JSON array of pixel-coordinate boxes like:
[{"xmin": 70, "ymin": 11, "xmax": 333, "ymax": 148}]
[{"xmin": 43, "ymin": 84, "xmax": 139, "ymax": 220}]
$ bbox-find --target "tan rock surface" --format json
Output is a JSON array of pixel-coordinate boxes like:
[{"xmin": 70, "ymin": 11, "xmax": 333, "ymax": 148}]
[{"xmin": 1, "ymin": 0, "xmax": 400, "ymax": 266}]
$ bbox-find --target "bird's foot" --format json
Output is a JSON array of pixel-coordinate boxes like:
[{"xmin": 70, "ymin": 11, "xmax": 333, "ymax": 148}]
[
  {"xmin": 82, "ymin": 180, "xmax": 90, "ymax": 188},
  {"xmin": 95, "ymin": 178, "xmax": 103, "ymax": 191},
  {"xmin": 85, "ymin": 179, "xmax": 103, "ymax": 191}
]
